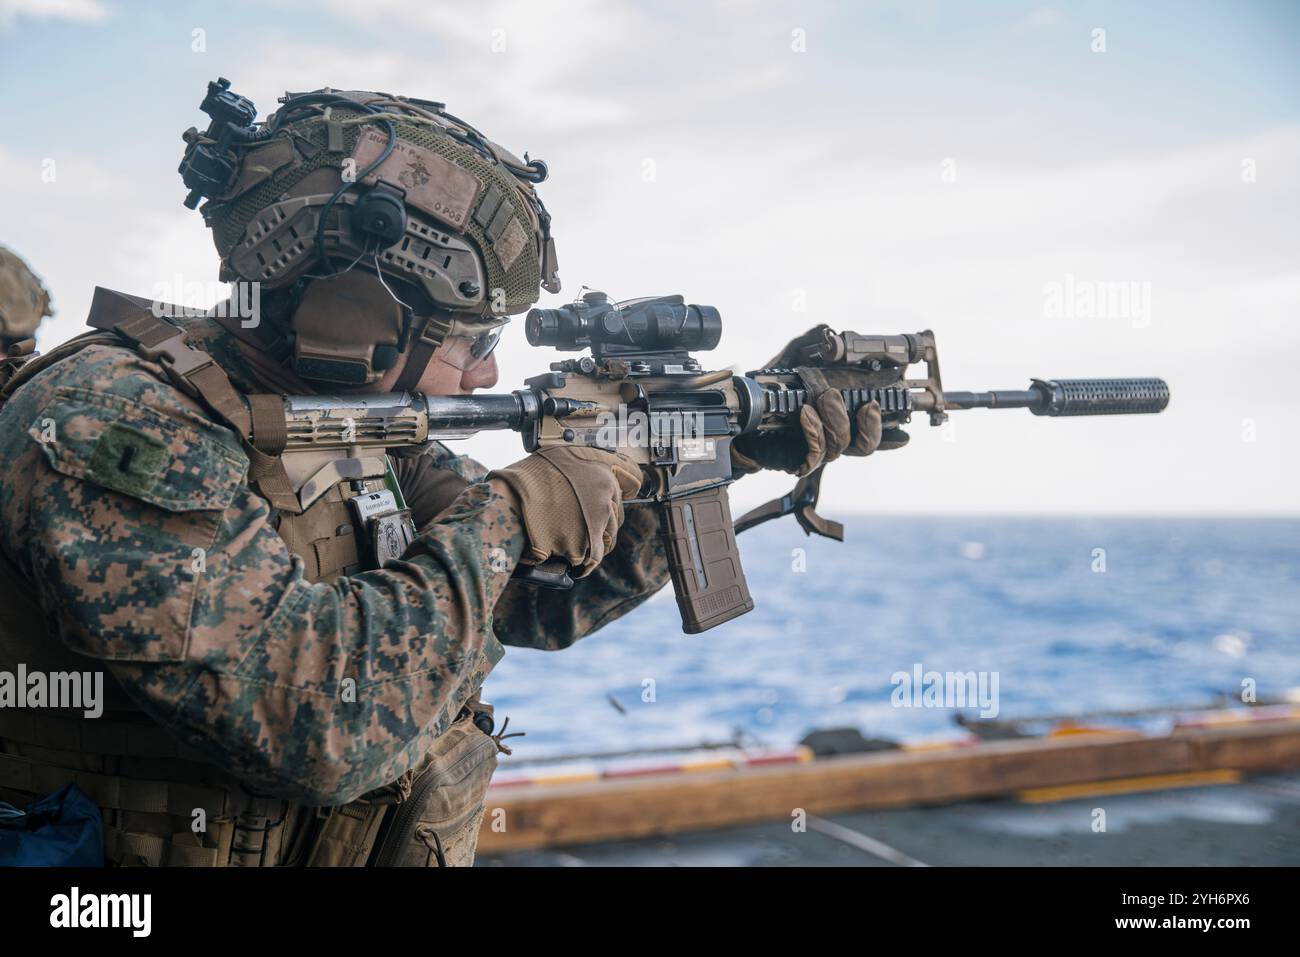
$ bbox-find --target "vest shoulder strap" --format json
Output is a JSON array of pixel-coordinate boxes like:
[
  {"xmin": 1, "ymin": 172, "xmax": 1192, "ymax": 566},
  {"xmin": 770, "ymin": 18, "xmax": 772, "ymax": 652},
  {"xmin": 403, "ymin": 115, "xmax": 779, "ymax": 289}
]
[{"xmin": 82, "ymin": 287, "xmax": 302, "ymax": 514}]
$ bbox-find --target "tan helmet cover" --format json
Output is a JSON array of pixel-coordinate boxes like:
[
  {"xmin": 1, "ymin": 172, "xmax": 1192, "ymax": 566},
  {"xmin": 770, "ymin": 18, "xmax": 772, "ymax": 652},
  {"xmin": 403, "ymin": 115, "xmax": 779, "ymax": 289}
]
[
  {"xmin": 199, "ymin": 89, "xmax": 559, "ymax": 319},
  {"xmin": 0, "ymin": 245, "xmax": 52, "ymax": 340}
]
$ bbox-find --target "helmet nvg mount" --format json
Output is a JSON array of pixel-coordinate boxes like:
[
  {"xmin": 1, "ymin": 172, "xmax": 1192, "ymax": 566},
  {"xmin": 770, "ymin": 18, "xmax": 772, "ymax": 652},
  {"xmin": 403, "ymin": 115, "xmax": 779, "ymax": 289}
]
[{"xmin": 178, "ymin": 78, "xmax": 560, "ymax": 385}]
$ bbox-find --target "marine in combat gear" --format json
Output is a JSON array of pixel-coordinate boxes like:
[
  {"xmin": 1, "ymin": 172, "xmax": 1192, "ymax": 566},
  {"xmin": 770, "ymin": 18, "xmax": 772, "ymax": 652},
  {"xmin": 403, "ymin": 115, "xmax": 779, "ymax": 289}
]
[
  {"xmin": 0, "ymin": 244, "xmax": 54, "ymax": 374},
  {"xmin": 0, "ymin": 80, "xmax": 879, "ymax": 867}
]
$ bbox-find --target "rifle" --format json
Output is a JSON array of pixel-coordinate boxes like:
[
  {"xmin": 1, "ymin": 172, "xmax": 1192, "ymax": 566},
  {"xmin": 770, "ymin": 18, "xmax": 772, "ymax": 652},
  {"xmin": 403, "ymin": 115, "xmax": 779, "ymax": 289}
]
[{"xmin": 274, "ymin": 292, "xmax": 1170, "ymax": 633}]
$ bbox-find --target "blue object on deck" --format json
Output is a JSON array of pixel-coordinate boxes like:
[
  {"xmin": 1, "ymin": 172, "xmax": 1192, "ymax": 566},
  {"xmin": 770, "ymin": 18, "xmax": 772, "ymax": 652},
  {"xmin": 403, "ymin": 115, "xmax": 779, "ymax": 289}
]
[{"xmin": 0, "ymin": 782, "xmax": 104, "ymax": 866}]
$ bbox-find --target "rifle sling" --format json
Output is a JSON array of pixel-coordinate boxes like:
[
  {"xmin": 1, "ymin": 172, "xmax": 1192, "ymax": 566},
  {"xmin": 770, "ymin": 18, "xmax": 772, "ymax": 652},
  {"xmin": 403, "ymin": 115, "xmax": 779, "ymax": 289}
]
[{"xmin": 733, "ymin": 467, "xmax": 844, "ymax": 541}]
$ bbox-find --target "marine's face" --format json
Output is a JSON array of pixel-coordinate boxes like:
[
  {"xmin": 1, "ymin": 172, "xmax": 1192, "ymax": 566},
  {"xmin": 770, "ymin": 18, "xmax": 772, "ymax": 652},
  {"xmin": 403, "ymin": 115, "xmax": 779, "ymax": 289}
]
[
  {"xmin": 372, "ymin": 334, "xmax": 501, "ymax": 395},
  {"xmin": 302, "ymin": 266, "xmax": 505, "ymax": 396},
  {"xmin": 416, "ymin": 342, "xmax": 501, "ymax": 395}
]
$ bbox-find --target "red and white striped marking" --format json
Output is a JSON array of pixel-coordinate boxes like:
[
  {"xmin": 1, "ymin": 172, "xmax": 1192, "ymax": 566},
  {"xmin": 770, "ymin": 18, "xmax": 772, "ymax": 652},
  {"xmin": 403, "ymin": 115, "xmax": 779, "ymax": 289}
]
[{"xmin": 489, "ymin": 746, "xmax": 812, "ymax": 790}]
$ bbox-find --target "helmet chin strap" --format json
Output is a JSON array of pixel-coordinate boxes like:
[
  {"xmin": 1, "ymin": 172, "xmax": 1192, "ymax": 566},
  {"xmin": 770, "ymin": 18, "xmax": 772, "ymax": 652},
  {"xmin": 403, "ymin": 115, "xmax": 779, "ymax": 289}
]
[
  {"xmin": 371, "ymin": 248, "xmax": 453, "ymax": 393},
  {"xmin": 393, "ymin": 310, "xmax": 453, "ymax": 392}
]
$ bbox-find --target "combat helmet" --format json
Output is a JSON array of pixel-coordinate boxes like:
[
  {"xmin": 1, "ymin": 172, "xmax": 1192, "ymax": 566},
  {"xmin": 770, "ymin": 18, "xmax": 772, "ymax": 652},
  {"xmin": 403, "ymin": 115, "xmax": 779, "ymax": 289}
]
[
  {"xmin": 0, "ymin": 245, "xmax": 53, "ymax": 348},
  {"xmin": 178, "ymin": 78, "xmax": 560, "ymax": 386}
]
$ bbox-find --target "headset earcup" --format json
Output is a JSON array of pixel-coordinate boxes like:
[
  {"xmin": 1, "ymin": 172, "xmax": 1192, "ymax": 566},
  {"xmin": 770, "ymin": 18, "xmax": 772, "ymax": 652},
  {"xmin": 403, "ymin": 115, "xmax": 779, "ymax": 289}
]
[{"xmin": 352, "ymin": 186, "xmax": 407, "ymax": 247}]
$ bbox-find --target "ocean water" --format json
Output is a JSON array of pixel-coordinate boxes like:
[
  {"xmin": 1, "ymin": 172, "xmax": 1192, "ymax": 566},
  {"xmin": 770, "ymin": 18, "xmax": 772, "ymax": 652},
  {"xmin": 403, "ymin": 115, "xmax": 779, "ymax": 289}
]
[{"xmin": 485, "ymin": 517, "xmax": 1300, "ymax": 761}]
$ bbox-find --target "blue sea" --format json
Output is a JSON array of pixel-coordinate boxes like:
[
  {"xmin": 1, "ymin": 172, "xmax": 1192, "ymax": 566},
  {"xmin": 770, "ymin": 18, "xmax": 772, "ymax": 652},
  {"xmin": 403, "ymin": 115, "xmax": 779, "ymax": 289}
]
[{"xmin": 486, "ymin": 517, "xmax": 1300, "ymax": 761}]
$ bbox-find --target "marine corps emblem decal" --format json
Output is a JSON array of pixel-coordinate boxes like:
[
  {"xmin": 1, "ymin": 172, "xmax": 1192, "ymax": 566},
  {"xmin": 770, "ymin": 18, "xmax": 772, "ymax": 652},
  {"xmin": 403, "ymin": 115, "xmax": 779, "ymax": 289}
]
[{"xmin": 399, "ymin": 159, "xmax": 432, "ymax": 191}]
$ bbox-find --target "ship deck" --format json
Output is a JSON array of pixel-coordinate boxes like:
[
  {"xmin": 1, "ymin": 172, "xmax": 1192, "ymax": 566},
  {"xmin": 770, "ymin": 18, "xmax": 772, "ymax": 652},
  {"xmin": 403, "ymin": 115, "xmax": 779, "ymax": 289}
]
[{"xmin": 481, "ymin": 768, "xmax": 1300, "ymax": 866}]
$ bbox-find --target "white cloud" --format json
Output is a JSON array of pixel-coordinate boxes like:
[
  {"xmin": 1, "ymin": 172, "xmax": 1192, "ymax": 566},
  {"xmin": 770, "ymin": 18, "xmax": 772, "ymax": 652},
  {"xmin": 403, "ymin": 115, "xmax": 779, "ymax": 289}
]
[
  {"xmin": 1008, "ymin": 6, "xmax": 1066, "ymax": 34},
  {"xmin": 5, "ymin": 0, "xmax": 1297, "ymax": 514},
  {"xmin": 0, "ymin": 145, "xmax": 219, "ymax": 347},
  {"xmin": 0, "ymin": 0, "xmax": 109, "ymax": 25}
]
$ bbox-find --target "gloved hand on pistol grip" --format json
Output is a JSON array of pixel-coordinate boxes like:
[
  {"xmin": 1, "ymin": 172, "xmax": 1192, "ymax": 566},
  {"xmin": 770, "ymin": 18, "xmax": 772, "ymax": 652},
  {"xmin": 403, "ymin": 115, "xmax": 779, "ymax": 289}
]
[{"xmin": 488, "ymin": 446, "xmax": 643, "ymax": 578}]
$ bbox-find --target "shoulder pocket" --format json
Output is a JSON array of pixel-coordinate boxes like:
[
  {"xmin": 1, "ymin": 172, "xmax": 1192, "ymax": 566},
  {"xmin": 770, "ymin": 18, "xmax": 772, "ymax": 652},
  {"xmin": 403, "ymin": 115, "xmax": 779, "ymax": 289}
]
[
  {"xmin": 30, "ymin": 386, "xmax": 246, "ymax": 512},
  {"xmin": 26, "ymin": 387, "xmax": 248, "ymax": 662}
]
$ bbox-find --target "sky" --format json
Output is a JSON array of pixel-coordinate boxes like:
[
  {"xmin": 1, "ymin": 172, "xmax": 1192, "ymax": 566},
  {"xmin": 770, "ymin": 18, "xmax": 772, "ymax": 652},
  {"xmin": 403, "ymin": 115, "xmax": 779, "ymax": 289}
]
[{"xmin": 0, "ymin": 0, "xmax": 1297, "ymax": 516}]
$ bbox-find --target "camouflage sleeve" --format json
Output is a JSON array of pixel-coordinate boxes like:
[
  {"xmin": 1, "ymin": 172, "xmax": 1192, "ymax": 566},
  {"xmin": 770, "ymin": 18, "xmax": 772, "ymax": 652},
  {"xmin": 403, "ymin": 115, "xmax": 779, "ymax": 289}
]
[
  {"xmin": 392, "ymin": 442, "xmax": 671, "ymax": 651},
  {"xmin": 3, "ymin": 346, "xmax": 525, "ymax": 806},
  {"xmin": 491, "ymin": 503, "xmax": 670, "ymax": 650}
]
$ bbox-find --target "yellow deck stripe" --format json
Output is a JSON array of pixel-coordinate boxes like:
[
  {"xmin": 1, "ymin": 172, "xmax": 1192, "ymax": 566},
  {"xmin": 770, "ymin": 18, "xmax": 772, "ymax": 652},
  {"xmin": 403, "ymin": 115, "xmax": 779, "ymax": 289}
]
[
  {"xmin": 1016, "ymin": 769, "xmax": 1241, "ymax": 804},
  {"xmin": 681, "ymin": 758, "xmax": 736, "ymax": 773},
  {"xmin": 529, "ymin": 771, "xmax": 601, "ymax": 787}
]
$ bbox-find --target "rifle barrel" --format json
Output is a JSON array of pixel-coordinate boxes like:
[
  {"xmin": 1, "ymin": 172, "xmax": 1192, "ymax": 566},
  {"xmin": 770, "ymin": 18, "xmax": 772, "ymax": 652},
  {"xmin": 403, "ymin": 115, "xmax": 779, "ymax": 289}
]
[
  {"xmin": 423, "ymin": 392, "xmax": 530, "ymax": 432},
  {"xmin": 942, "ymin": 389, "xmax": 1041, "ymax": 411}
]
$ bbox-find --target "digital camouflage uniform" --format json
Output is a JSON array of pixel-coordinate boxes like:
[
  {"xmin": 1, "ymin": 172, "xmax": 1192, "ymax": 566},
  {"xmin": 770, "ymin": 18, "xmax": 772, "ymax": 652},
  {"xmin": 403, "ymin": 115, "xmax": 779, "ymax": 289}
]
[{"xmin": 0, "ymin": 305, "xmax": 669, "ymax": 866}]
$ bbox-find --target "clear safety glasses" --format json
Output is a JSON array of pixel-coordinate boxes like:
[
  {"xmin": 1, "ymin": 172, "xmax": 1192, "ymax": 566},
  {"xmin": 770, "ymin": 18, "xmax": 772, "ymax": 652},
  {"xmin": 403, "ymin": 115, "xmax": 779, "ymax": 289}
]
[{"xmin": 436, "ymin": 320, "xmax": 508, "ymax": 371}]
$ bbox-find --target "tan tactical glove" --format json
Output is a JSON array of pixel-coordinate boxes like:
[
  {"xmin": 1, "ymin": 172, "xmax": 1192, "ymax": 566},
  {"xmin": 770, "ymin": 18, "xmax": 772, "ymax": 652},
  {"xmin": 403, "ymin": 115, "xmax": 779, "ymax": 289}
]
[
  {"xmin": 732, "ymin": 393, "xmax": 888, "ymax": 476},
  {"xmin": 488, "ymin": 446, "xmax": 643, "ymax": 577},
  {"xmin": 732, "ymin": 325, "xmax": 911, "ymax": 476}
]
